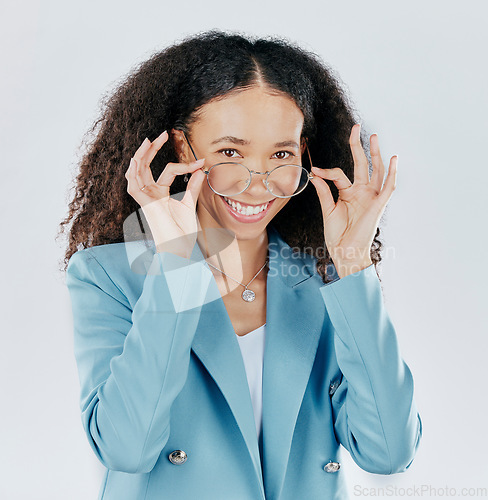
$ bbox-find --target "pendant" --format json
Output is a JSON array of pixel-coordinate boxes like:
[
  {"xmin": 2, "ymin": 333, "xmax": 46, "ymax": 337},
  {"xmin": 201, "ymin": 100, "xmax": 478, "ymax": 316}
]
[{"xmin": 242, "ymin": 288, "xmax": 256, "ymax": 302}]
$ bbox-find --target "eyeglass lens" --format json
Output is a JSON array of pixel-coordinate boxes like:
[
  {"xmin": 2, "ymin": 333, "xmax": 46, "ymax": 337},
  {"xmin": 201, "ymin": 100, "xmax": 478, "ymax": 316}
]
[{"xmin": 207, "ymin": 163, "xmax": 309, "ymax": 198}]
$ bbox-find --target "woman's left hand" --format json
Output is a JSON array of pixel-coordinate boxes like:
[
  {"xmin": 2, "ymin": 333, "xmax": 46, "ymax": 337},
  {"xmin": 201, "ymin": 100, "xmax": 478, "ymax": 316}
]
[{"xmin": 309, "ymin": 124, "xmax": 397, "ymax": 279}]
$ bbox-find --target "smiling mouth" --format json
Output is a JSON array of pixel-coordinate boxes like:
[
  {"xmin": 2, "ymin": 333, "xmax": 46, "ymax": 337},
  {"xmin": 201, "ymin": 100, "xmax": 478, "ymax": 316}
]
[{"xmin": 222, "ymin": 195, "xmax": 273, "ymax": 216}]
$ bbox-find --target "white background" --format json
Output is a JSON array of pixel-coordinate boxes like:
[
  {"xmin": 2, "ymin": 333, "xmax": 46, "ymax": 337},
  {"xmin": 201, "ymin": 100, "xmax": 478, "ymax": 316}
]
[{"xmin": 1, "ymin": 0, "xmax": 487, "ymax": 498}]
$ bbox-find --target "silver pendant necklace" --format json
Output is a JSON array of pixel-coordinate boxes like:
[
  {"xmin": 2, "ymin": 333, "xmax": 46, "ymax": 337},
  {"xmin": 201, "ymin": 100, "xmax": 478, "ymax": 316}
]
[{"xmin": 205, "ymin": 258, "xmax": 269, "ymax": 302}]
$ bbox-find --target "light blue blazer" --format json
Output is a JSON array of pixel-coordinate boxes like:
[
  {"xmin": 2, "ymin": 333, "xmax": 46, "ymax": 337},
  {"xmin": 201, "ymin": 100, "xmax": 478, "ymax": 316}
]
[{"xmin": 66, "ymin": 224, "xmax": 422, "ymax": 500}]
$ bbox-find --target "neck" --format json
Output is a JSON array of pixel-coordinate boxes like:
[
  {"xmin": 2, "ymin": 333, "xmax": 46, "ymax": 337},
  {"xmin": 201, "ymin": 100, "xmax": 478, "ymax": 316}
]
[{"xmin": 195, "ymin": 210, "xmax": 269, "ymax": 283}]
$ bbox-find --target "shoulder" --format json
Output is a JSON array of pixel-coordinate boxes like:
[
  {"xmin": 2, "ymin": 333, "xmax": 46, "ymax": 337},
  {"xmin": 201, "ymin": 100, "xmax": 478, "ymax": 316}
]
[
  {"xmin": 66, "ymin": 239, "xmax": 156, "ymax": 305},
  {"xmin": 69, "ymin": 239, "xmax": 155, "ymax": 272}
]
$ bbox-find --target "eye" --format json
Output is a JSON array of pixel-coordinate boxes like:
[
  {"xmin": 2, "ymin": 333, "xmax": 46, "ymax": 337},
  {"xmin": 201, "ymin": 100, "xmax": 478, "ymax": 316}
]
[
  {"xmin": 217, "ymin": 149, "xmax": 296, "ymax": 159},
  {"xmin": 218, "ymin": 148, "xmax": 240, "ymax": 158},
  {"xmin": 273, "ymin": 151, "xmax": 295, "ymax": 160}
]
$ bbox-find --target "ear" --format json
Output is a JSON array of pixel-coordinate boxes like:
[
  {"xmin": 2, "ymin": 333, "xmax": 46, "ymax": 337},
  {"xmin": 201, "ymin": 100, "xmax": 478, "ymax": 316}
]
[{"xmin": 170, "ymin": 128, "xmax": 192, "ymax": 163}]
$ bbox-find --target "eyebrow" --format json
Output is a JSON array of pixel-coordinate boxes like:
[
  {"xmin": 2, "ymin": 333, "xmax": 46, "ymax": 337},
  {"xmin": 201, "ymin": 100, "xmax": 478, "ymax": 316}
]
[{"xmin": 210, "ymin": 136, "xmax": 300, "ymax": 149}]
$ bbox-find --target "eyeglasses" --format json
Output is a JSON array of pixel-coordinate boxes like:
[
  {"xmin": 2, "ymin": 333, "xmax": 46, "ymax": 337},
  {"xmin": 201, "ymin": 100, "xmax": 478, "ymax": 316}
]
[{"xmin": 182, "ymin": 132, "xmax": 316, "ymax": 198}]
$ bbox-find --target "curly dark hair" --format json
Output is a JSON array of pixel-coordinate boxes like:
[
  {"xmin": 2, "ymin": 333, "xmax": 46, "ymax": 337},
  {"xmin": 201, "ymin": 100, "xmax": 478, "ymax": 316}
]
[{"xmin": 57, "ymin": 29, "xmax": 386, "ymax": 284}]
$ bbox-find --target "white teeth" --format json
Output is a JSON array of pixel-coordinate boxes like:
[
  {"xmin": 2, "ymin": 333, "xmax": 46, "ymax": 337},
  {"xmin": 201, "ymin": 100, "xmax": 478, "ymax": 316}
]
[{"xmin": 223, "ymin": 196, "xmax": 269, "ymax": 216}]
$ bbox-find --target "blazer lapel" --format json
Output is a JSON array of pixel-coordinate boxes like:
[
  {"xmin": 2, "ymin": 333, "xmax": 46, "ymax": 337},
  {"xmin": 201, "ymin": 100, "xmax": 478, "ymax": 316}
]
[
  {"xmin": 168, "ymin": 225, "xmax": 325, "ymax": 500},
  {"xmin": 190, "ymin": 240, "xmax": 266, "ymax": 498},
  {"xmin": 261, "ymin": 226, "xmax": 327, "ymax": 499}
]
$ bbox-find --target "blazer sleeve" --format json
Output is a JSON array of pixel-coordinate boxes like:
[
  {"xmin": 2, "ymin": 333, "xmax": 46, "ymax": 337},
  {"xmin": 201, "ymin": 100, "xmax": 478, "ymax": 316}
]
[
  {"xmin": 319, "ymin": 263, "xmax": 422, "ymax": 475},
  {"xmin": 65, "ymin": 248, "xmax": 214, "ymax": 474}
]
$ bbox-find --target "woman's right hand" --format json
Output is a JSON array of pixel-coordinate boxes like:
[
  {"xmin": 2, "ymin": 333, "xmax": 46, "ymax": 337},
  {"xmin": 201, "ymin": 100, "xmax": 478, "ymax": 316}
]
[{"xmin": 125, "ymin": 130, "xmax": 207, "ymax": 259}]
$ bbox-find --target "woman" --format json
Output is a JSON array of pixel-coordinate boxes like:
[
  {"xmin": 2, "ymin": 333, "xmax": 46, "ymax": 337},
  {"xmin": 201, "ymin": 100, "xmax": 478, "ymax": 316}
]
[{"xmin": 61, "ymin": 29, "xmax": 422, "ymax": 500}]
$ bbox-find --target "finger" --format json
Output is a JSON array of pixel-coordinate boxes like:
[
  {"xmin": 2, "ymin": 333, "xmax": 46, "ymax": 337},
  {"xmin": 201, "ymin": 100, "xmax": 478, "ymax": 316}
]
[
  {"xmin": 136, "ymin": 130, "xmax": 169, "ymax": 166},
  {"xmin": 134, "ymin": 155, "xmax": 159, "ymax": 197},
  {"xmin": 132, "ymin": 137, "xmax": 153, "ymax": 162},
  {"xmin": 376, "ymin": 156, "xmax": 398, "ymax": 206},
  {"xmin": 350, "ymin": 124, "xmax": 370, "ymax": 185},
  {"xmin": 369, "ymin": 133, "xmax": 385, "ymax": 194},
  {"xmin": 129, "ymin": 131, "xmax": 172, "ymax": 198},
  {"xmin": 126, "ymin": 157, "xmax": 146, "ymax": 198},
  {"xmin": 311, "ymin": 166, "xmax": 352, "ymax": 191},
  {"xmin": 309, "ymin": 175, "xmax": 336, "ymax": 218},
  {"xmin": 156, "ymin": 159, "xmax": 206, "ymax": 189},
  {"xmin": 181, "ymin": 168, "xmax": 207, "ymax": 210}
]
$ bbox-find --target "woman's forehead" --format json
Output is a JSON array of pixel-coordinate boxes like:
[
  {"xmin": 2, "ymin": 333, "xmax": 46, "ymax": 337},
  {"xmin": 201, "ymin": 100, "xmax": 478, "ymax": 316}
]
[
  {"xmin": 193, "ymin": 87, "xmax": 303, "ymax": 129},
  {"xmin": 191, "ymin": 107, "xmax": 304, "ymax": 146}
]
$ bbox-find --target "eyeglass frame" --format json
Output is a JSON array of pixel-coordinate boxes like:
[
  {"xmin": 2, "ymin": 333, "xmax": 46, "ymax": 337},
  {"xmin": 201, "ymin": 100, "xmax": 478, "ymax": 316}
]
[{"xmin": 182, "ymin": 131, "xmax": 316, "ymax": 198}]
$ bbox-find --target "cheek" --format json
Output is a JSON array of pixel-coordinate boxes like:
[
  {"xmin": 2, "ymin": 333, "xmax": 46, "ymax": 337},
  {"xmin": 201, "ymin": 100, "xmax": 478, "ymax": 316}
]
[
  {"xmin": 273, "ymin": 198, "xmax": 290, "ymax": 212},
  {"xmin": 196, "ymin": 183, "xmax": 219, "ymax": 209}
]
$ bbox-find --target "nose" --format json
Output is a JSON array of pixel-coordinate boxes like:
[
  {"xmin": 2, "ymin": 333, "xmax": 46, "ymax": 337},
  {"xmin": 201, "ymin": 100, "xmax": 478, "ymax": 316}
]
[
  {"xmin": 239, "ymin": 155, "xmax": 268, "ymax": 196},
  {"xmin": 244, "ymin": 168, "xmax": 270, "ymax": 198}
]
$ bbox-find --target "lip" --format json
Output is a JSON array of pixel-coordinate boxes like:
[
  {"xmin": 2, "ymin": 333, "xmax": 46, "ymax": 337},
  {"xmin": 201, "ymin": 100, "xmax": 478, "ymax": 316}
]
[{"xmin": 220, "ymin": 195, "xmax": 275, "ymax": 223}]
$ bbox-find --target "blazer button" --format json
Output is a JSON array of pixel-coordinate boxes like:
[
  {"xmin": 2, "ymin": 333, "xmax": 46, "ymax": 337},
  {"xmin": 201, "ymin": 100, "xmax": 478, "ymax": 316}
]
[
  {"xmin": 324, "ymin": 461, "xmax": 341, "ymax": 473},
  {"xmin": 168, "ymin": 450, "xmax": 188, "ymax": 465}
]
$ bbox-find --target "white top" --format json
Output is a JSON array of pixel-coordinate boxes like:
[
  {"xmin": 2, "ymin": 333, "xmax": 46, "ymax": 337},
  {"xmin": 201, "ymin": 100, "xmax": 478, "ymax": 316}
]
[{"xmin": 236, "ymin": 323, "xmax": 266, "ymax": 441}]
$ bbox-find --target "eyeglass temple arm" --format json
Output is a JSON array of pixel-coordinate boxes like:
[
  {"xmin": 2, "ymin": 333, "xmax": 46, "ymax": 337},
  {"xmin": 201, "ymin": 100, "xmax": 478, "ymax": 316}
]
[
  {"xmin": 304, "ymin": 140, "xmax": 314, "ymax": 171},
  {"xmin": 182, "ymin": 131, "xmax": 199, "ymax": 162}
]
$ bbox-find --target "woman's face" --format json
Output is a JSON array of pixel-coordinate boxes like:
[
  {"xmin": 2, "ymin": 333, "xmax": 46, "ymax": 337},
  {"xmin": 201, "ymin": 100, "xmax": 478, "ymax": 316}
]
[{"xmin": 175, "ymin": 85, "xmax": 306, "ymax": 240}]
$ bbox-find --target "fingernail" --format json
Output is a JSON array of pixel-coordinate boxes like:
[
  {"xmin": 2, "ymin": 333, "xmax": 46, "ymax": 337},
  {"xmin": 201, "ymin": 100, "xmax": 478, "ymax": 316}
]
[
  {"xmin": 159, "ymin": 130, "xmax": 168, "ymax": 138},
  {"xmin": 193, "ymin": 158, "xmax": 205, "ymax": 165}
]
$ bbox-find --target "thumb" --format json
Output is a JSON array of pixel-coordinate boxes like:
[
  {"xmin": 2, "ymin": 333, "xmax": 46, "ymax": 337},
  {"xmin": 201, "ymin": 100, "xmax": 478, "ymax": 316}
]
[
  {"xmin": 182, "ymin": 168, "xmax": 206, "ymax": 210},
  {"xmin": 310, "ymin": 176, "xmax": 336, "ymax": 217}
]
